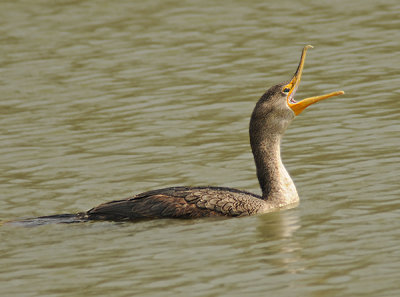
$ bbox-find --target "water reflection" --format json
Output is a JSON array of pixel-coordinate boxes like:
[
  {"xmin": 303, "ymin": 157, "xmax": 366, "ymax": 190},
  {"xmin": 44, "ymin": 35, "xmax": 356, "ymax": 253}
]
[
  {"xmin": 255, "ymin": 210, "xmax": 303, "ymax": 274},
  {"xmin": 260, "ymin": 210, "xmax": 300, "ymax": 237}
]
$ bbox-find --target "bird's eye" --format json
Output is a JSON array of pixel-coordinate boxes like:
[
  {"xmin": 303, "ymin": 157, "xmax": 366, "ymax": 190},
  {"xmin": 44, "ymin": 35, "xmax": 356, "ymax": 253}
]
[{"xmin": 283, "ymin": 87, "xmax": 290, "ymax": 93}]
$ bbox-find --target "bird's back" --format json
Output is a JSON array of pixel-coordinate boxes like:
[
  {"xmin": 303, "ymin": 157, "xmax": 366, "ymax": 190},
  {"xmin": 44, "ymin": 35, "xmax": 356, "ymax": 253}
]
[{"xmin": 85, "ymin": 186, "xmax": 265, "ymax": 221}]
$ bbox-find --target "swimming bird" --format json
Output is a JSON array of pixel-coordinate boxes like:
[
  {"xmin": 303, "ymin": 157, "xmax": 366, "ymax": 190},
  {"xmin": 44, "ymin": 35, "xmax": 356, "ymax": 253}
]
[
  {"xmin": 81, "ymin": 45, "xmax": 344, "ymax": 221},
  {"xmin": 11, "ymin": 45, "xmax": 344, "ymax": 225}
]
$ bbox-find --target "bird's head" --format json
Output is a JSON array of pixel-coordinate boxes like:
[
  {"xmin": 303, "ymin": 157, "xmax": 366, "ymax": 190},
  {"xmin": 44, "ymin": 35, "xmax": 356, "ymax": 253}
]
[{"xmin": 251, "ymin": 45, "xmax": 344, "ymax": 135}]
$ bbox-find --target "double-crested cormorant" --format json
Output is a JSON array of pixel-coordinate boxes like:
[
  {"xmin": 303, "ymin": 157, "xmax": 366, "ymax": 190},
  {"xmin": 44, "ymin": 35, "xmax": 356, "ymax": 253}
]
[
  {"xmin": 11, "ymin": 45, "xmax": 344, "ymax": 225},
  {"xmin": 82, "ymin": 45, "xmax": 344, "ymax": 221}
]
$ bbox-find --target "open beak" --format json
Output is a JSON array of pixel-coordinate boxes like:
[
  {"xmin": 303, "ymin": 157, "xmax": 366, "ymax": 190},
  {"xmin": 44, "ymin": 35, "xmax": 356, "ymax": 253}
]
[{"xmin": 286, "ymin": 45, "xmax": 345, "ymax": 115}]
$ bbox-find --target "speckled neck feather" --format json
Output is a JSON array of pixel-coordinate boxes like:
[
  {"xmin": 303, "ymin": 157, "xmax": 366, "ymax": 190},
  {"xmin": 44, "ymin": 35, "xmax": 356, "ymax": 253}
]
[{"xmin": 249, "ymin": 90, "xmax": 299, "ymax": 205}]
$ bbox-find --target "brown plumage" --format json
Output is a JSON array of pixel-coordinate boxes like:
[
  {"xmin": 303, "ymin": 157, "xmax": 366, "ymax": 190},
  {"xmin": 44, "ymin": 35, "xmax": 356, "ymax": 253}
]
[
  {"xmin": 81, "ymin": 45, "xmax": 344, "ymax": 222},
  {"xmin": 85, "ymin": 187, "xmax": 264, "ymax": 220},
  {"xmin": 9, "ymin": 46, "xmax": 344, "ymax": 225}
]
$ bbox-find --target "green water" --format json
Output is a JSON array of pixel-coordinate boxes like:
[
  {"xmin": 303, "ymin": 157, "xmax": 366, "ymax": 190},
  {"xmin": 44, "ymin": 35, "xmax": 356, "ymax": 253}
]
[{"xmin": 1, "ymin": 0, "xmax": 399, "ymax": 296}]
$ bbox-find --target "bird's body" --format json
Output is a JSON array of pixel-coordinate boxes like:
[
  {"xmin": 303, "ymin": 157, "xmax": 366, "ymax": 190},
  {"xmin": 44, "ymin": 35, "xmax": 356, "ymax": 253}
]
[
  {"xmin": 9, "ymin": 45, "xmax": 344, "ymax": 225},
  {"xmin": 86, "ymin": 186, "xmax": 266, "ymax": 220},
  {"xmin": 86, "ymin": 82, "xmax": 301, "ymax": 221}
]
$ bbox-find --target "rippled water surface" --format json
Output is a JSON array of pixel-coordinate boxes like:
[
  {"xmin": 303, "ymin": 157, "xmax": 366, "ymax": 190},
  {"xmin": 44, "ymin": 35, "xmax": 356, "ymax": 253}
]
[{"xmin": 1, "ymin": 0, "xmax": 399, "ymax": 296}]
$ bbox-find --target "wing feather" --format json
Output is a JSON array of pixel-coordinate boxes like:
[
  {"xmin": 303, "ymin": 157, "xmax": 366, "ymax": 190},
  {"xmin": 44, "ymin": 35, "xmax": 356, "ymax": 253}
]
[{"xmin": 86, "ymin": 186, "xmax": 264, "ymax": 221}]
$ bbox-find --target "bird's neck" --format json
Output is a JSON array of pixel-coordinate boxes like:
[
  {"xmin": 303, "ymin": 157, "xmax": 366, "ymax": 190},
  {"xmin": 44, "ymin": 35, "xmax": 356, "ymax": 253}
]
[{"xmin": 251, "ymin": 133, "xmax": 299, "ymax": 206}]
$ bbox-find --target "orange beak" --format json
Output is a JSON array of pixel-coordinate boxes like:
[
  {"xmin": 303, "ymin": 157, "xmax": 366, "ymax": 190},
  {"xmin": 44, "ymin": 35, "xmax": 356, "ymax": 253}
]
[{"xmin": 286, "ymin": 45, "xmax": 345, "ymax": 115}]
